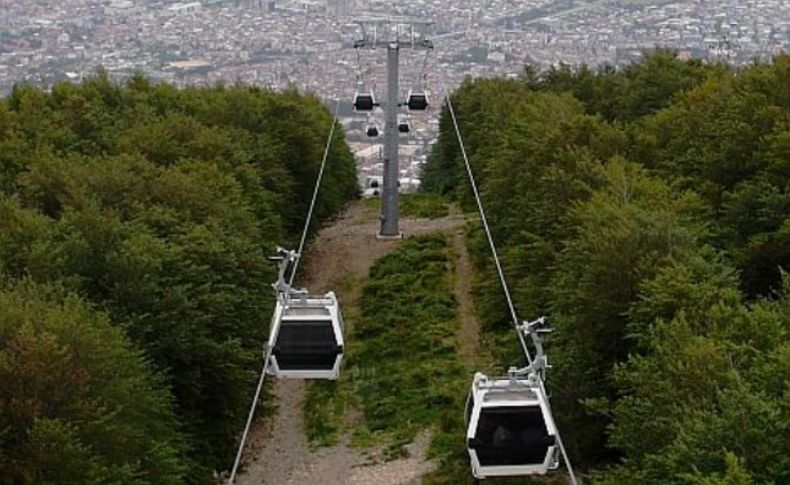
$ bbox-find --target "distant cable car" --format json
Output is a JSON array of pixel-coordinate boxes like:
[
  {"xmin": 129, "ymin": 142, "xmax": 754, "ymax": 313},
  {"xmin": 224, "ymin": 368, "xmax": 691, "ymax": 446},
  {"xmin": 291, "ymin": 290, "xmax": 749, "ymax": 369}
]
[
  {"xmin": 354, "ymin": 91, "xmax": 376, "ymax": 112},
  {"xmin": 266, "ymin": 248, "xmax": 345, "ymax": 380},
  {"xmin": 406, "ymin": 89, "xmax": 429, "ymax": 111},
  {"xmin": 465, "ymin": 370, "xmax": 560, "ymax": 479},
  {"xmin": 398, "ymin": 116, "xmax": 411, "ymax": 133},
  {"xmin": 366, "ymin": 124, "xmax": 380, "ymax": 137}
]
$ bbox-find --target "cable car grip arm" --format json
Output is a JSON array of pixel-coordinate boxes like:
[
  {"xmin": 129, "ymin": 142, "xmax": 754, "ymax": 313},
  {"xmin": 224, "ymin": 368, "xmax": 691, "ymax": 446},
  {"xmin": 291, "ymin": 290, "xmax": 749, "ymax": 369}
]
[{"xmin": 271, "ymin": 247, "xmax": 300, "ymax": 295}]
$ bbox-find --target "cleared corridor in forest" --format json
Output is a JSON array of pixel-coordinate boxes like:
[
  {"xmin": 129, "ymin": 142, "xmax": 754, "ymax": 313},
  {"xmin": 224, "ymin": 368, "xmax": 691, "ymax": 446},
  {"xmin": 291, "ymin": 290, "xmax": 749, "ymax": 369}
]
[{"xmin": 238, "ymin": 199, "xmax": 479, "ymax": 484}]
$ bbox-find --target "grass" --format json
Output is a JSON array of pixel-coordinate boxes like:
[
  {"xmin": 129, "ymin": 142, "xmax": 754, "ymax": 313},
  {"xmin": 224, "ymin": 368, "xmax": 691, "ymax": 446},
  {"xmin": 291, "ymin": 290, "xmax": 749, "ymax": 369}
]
[
  {"xmin": 362, "ymin": 193, "xmax": 450, "ymax": 219},
  {"xmin": 304, "ymin": 235, "xmax": 470, "ymax": 464},
  {"xmin": 400, "ymin": 193, "xmax": 450, "ymax": 219}
]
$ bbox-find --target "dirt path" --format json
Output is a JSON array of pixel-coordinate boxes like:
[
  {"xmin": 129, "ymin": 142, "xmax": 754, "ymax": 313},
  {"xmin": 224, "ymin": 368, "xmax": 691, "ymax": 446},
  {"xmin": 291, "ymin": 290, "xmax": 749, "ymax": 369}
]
[
  {"xmin": 449, "ymin": 227, "xmax": 480, "ymax": 365},
  {"xmin": 237, "ymin": 201, "xmax": 467, "ymax": 485}
]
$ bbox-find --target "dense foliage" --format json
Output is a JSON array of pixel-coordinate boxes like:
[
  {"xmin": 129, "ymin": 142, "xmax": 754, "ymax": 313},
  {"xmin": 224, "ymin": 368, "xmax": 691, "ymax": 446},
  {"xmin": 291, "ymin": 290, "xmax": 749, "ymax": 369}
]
[
  {"xmin": 423, "ymin": 52, "xmax": 789, "ymax": 482},
  {"xmin": 0, "ymin": 74, "xmax": 358, "ymax": 481},
  {"xmin": 0, "ymin": 280, "xmax": 187, "ymax": 483},
  {"xmin": 399, "ymin": 193, "xmax": 451, "ymax": 219},
  {"xmin": 354, "ymin": 235, "xmax": 467, "ymax": 457}
]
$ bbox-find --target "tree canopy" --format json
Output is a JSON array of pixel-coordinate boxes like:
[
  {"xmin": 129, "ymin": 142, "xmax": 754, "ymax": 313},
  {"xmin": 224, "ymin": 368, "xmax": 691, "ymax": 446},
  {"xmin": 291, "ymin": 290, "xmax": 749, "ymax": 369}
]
[
  {"xmin": 423, "ymin": 52, "xmax": 789, "ymax": 482},
  {"xmin": 0, "ymin": 280, "xmax": 188, "ymax": 483},
  {"xmin": 0, "ymin": 74, "xmax": 358, "ymax": 482}
]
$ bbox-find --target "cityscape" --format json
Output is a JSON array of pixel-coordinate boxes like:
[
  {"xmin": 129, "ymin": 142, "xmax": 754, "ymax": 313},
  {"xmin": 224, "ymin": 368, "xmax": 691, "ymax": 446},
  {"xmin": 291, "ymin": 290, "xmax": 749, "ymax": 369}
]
[
  {"xmin": 1, "ymin": 0, "xmax": 788, "ymax": 188},
  {"xmin": 0, "ymin": 3, "xmax": 788, "ymax": 484}
]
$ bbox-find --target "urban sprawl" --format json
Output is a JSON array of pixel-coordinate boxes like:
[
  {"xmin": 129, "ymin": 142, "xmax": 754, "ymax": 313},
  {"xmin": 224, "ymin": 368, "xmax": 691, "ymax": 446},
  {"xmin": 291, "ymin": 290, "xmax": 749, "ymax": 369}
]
[{"xmin": 1, "ymin": 0, "xmax": 787, "ymax": 190}]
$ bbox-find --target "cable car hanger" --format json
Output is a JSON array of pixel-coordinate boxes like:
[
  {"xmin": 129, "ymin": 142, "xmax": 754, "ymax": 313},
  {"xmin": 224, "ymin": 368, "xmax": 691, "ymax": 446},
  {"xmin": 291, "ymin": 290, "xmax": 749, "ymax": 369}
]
[
  {"xmin": 366, "ymin": 115, "xmax": 381, "ymax": 137},
  {"xmin": 354, "ymin": 86, "xmax": 377, "ymax": 112},
  {"xmin": 439, "ymin": 77, "xmax": 578, "ymax": 484},
  {"xmin": 397, "ymin": 115, "xmax": 410, "ymax": 133}
]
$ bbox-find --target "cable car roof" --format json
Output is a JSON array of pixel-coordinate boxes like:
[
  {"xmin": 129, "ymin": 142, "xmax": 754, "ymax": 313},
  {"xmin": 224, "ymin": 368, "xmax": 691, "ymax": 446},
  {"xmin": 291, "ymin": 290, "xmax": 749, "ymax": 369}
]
[{"xmin": 482, "ymin": 389, "xmax": 540, "ymax": 404}]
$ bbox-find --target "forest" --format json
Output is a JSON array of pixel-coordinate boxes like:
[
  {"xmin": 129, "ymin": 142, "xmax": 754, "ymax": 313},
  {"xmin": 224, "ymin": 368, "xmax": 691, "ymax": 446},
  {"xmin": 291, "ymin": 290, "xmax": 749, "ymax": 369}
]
[
  {"xmin": 0, "ymin": 74, "xmax": 359, "ymax": 483},
  {"xmin": 422, "ymin": 51, "xmax": 788, "ymax": 483},
  {"xmin": 0, "ymin": 51, "xmax": 787, "ymax": 485}
]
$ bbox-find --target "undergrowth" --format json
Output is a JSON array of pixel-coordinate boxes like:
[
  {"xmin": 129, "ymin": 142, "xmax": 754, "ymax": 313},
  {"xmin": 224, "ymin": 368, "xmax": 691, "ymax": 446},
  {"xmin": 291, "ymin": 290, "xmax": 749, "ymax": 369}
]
[
  {"xmin": 400, "ymin": 193, "xmax": 450, "ymax": 219},
  {"xmin": 305, "ymin": 235, "xmax": 470, "ymax": 466},
  {"xmin": 362, "ymin": 193, "xmax": 450, "ymax": 219}
]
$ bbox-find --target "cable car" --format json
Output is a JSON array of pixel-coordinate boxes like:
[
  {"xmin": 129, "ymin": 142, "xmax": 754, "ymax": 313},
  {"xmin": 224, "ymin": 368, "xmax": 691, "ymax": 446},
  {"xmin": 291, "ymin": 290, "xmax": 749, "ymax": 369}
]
[
  {"xmin": 406, "ymin": 89, "xmax": 429, "ymax": 111},
  {"xmin": 267, "ymin": 291, "xmax": 345, "ymax": 379},
  {"xmin": 465, "ymin": 371, "xmax": 560, "ymax": 479},
  {"xmin": 366, "ymin": 124, "xmax": 380, "ymax": 137},
  {"xmin": 398, "ymin": 116, "xmax": 410, "ymax": 133},
  {"xmin": 354, "ymin": 91, "xmax": 376, "ymax": 112}
]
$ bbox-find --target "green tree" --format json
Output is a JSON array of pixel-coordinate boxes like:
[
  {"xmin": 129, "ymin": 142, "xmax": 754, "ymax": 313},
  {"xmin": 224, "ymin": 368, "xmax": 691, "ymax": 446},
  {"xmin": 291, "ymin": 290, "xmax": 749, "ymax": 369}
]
[
  {"xmin": 11, "ymin": 154, "xmax": 273, "ymax": 474},
  {"xmin": 422, "ymin": 54, "xmax": 789, "ymax": 482},
  {"xmin": 536, "ymin": 50, "xmax": 713, "ymax": 121},
  {"xmin": 0, "ymin": 280, "xmax": 188, "ymax": 483},
  {"xmin": 604, "ymin": 281, "xmax": 788, "ymax": 483},
  {"xmin": 548, "ymin": 159, "xmax": 707, "ymax": 464},
  {"xmin": 0, "ymin": 76, "xmax": 359, "ymax": 478}
]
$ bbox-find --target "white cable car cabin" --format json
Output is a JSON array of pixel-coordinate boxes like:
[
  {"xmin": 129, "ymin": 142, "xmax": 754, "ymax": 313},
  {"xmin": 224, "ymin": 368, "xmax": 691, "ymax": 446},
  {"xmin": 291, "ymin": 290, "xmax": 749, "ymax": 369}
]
[
  {"xmin": 265, "ymin": 248, "xmax": 344, "ymax": 380},
  {"xmin": 465, "ymin": 371, "xmax": 560, "ymax": 479},
  {"xmin": 267, "ymin": 290, "xmax": 345, "ymax": 379},
  {"xmin": 354, "ymin": 91, "xmax": 376, "ymax": 112},
  {"xmin": 397, "ymin": 116, "xmax": 410, "ymax": 133},
  {"xmin": 406, "ymin": 89, "xmax": 429, "ymax": 111}
]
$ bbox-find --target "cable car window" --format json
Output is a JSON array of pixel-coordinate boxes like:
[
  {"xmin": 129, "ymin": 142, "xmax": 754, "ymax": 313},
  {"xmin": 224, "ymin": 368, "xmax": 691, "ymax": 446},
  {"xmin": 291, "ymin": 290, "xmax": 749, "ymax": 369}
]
[
  {"xmin": 354, "ymin": 94, "xmax": 375, "ymax": 111},
  {"xmin": 473, "ymin": 406, "xmax": 554, "ymax": 466},
  {"xmin": 407, "ymin": 93, "xmax": 428, "ymax": 111},
  {"xmin": 274, "ymin": 319, "xmax": 340, "ymax": 370}
]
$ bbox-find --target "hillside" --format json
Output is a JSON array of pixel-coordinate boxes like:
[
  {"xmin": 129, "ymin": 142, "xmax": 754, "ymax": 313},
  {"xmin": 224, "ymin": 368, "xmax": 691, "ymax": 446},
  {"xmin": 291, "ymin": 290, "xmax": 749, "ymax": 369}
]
[
  {"xmin": 1, "ymin": 53, "xmax": 788, "ymax": 485},
  {"xmin": 422, "ymin": 52, "xmax": 789, "ymax": 482},
  {"xmin": 0, "ymin": 75, "xmax": 358, "ymax": 483}
]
